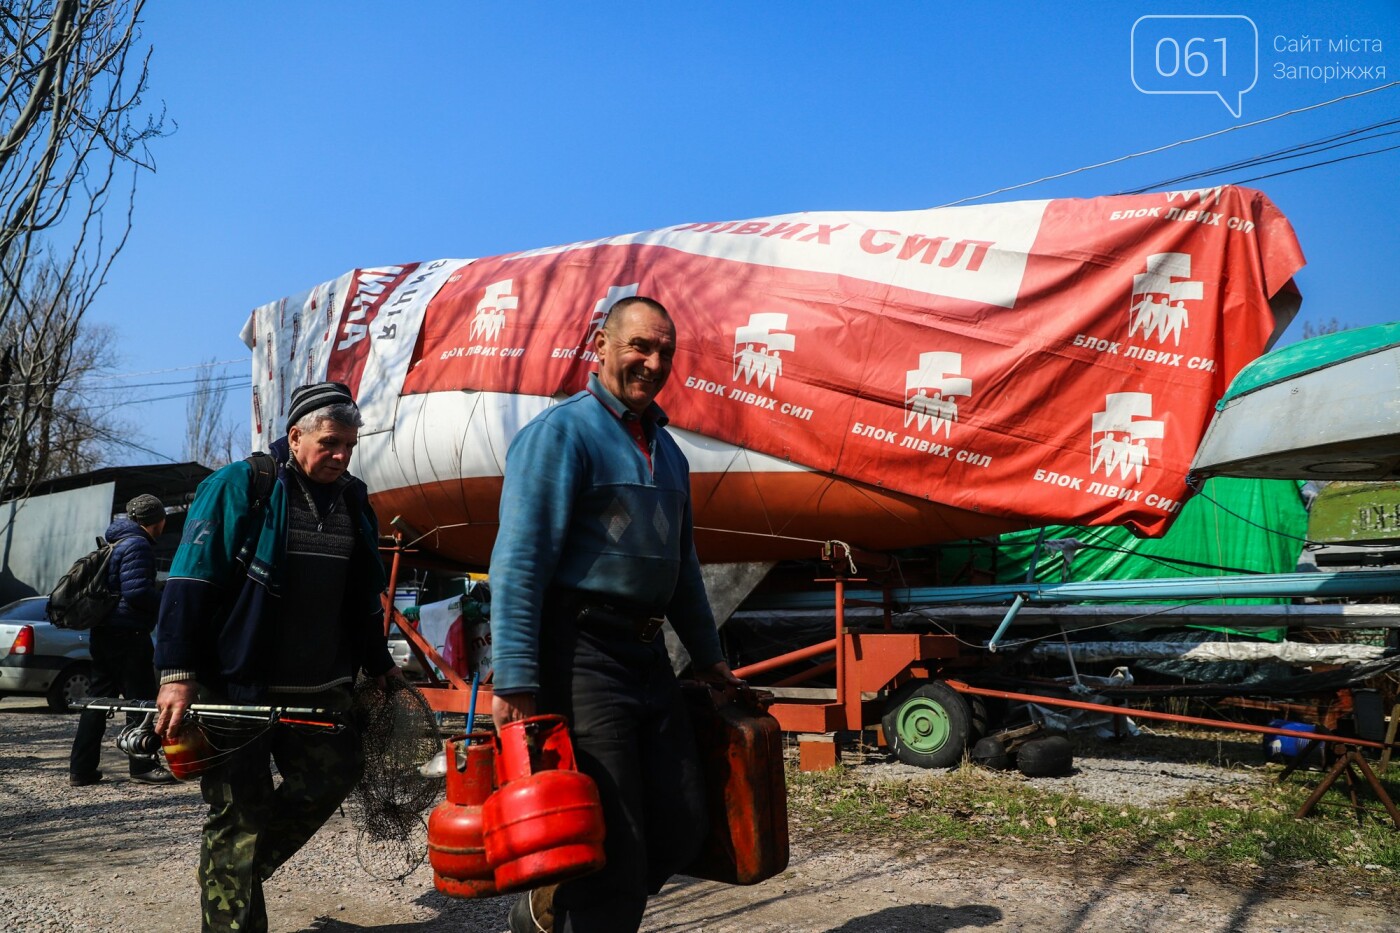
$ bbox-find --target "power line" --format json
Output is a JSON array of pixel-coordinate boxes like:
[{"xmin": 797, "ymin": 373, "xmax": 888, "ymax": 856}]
[
  {"xmin": 1122, "ymin": 117, "xmax": 1400, "ymax": 193},
  {"xmin": 82, "ymin": 379, "xmax": 252, "ymax": 416},
  {"xmin": 938, "ymin": 80, "xmax": 1400, "ymax": 207},
  {"xmin": 88, "ymin": 358, "xmax": 250, "ymax": 382},
  {"xmin": 1231, "ymin": 142, "xmax": 1400, "ymax": 186}
]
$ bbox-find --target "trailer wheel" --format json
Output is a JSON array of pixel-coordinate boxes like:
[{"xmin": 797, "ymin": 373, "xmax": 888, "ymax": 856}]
[{"xmin": 881, "ymin": 680, "xmax": 971, "ymax": 769}]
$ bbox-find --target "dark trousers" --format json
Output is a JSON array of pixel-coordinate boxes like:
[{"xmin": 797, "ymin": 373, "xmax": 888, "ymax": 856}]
[
  {"xmin": 197, "ymin": 686, "xmax": 361, "ymax": 933},
  {"xmin": 538, "ymin": 612, "xmax": 708, "ymax": 933},
  {"xmin": 69, "ymin": 626, "xmax": 159, "ymax": 777}
]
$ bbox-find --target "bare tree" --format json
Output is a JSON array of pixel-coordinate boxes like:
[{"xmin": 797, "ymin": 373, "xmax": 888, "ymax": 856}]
[
  {"xmin": 0, "ymin": 258, "xmax": 131, "ymax": 486},
  {"xmin": 184, "ymin": 358, "xmax": 240, "ymax": 468},
  {"xmin": 1301, "ymin": 317, "xmax": 1351, "ymax": 341},
  {"xmin": 0, "ymin": 0, "xmax": 163, "ymax": 496}
]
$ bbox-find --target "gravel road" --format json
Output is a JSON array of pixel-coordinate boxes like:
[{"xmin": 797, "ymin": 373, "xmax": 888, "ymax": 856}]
[{"xmin": 2, "ymin": 696, "xmax": 1396, "ymax": 932}]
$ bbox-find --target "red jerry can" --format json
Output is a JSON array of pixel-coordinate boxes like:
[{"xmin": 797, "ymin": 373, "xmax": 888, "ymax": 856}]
[
  {"xmin": 427, "ymin": 732, "xmax": 498, "ymax": 898},
  {"xmin": 681, "ymin": 683, "xmax": 790, "ymax": 885},
  {"xmin": 483, "ymin": 715, "xmax": 606, "ymax": 894}
]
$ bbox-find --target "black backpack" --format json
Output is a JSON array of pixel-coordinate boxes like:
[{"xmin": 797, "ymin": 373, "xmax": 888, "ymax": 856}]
[
  {"xmin": 46, "ymin": 538, "xmax": 120, "ymax": 630},
  {"xmin": 44, "ymin": 454, "xmax": 277, "ymax": 631}
]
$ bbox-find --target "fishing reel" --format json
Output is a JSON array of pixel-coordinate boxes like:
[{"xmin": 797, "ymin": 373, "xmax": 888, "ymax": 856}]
[{"xmin": 116, "ymin": 712, "xmax": 163, "ymax": 758}]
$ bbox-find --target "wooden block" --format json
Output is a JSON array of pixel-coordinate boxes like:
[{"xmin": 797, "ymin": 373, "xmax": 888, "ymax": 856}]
[{"xmin": 798, "ymin": 732, "xmax": 839, "ymax": 772}]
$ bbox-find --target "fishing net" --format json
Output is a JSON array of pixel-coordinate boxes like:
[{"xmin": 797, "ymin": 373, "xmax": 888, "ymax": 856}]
[{"xmin": 349, "ymin": 677, "xmax": 443, "ymax": 879}]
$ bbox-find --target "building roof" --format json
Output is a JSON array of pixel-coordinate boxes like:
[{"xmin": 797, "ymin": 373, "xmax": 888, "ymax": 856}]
[{"xmin": 5, "ymin": 462, "xmax": 215, "ymax": 509}]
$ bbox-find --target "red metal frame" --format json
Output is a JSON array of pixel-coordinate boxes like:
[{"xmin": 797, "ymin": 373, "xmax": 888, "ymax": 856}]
[
  {"xmin": 731, "ymin": 542, "xmax": 958, "ymax": 735},
  {"xmin": 381, "ymin": 538, "xmax": 486, "ymax": 714}
]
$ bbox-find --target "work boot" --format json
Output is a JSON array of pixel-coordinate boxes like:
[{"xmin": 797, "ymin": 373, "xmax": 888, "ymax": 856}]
[
  {"xmin": 508, "ymin": 884, "xmax": 557, "ymax": 933},
  {"xmin": 68, "ymin": 771, "xmax": 103, "ymax": 787},
  {"xmin": 130, "ymin": 766, "xmax": 177, "ymax": 785}
]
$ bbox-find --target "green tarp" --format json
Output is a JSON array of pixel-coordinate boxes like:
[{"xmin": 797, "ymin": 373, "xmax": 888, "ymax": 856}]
[{"xmin": 937, "ymin": 477, "xmax": 1309, "ymax": 638}]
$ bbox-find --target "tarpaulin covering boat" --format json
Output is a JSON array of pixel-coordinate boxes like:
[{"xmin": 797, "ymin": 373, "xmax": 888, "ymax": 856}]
[{"xmin": 242, "ymin": 185, "xmax": 1305, "ymax": 565}]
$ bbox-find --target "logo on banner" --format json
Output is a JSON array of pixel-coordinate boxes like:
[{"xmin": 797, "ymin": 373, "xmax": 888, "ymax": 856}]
[
  {"xmin": 587, "ymin": 283, "xmax": 640, "ymax": 345},
  {"xmin": 904, "ymin": 351, "xmax": 972, "ymax": 439},
  {"xmin": 733, "ymin": 313, "xmax": 794, "ymax": 389},
  {"xmin": 1090, "ymin": 392, "xmax": 1165, "ymax": 481},
  {"xmin": 1129, "ymin": 252, "xmax": 1202, "ymax": 346},
  {"xmin": 469, "ymin": 279, "xmax": 517, "ymax": 342}
]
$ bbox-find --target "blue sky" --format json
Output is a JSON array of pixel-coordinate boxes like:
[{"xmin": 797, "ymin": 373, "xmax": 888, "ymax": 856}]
[{"xmin": 84, "ymin": 1, "xmax": 1400, "ymax": 465}]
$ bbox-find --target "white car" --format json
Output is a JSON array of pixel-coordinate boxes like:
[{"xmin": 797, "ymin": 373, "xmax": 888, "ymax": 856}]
[{"xmin": 0, "ymin": 597, "xmax": 93, "ymax": 711}]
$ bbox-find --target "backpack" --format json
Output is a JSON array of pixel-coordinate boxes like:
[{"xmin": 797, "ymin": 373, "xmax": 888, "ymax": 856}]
[
  {"xmin": 46, "ymin": 537, "xmax": 120, "ymax": 630},
  {"xmin": 44, "ymin": 455, "xmax": 276, "ymax": 632},
  {"xmin": 246, "ymin": 451, "xmax": 276, "ymax": 508}
]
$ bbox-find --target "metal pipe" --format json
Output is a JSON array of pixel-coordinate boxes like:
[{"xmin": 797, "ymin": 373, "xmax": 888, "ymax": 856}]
[
  {"xmin": 771, "ymin": 659, "xmax": 837, "ymax": 688},
  {"xmin": 987, "ymin": 593, "xmax": 1026, "ymax": 652},
  {"xmin": 741, "ymin": 569, "xmax": 1400, "ymax": 611},
  {"xmin": 835, "ymin": 570, "xmax": 848, "ymax": 727},
  {"xmin": 732, "ymin": 638, "xmax": 838, "ymax": 680},
  {"xmin": 944, "ymin": 680, "xmax": 1394, "ymax": 752}
]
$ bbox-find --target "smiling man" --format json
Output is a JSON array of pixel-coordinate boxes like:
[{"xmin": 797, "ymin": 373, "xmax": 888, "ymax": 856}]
[{"xmin": 490, "ymin": 295, "xmax": 741, "ymax": 933}]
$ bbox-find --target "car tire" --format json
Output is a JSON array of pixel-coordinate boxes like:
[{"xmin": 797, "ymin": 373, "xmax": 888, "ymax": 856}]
[
  {"xmin": 970, "ymin": 736, "xmax": 1013, "ymax": 770},
  {"xmin": 47, "ymin": 663, "xmax": 92, "ymax": 712},
  {"xmin": 1016, "ymin": 736, "xmax": 1074, "ymax": 777}
]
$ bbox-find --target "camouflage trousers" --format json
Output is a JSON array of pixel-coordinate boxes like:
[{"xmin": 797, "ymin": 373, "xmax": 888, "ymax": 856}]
[{"xmin": 197, "ymin": 686, "xmax": 361, "ymax": 933}]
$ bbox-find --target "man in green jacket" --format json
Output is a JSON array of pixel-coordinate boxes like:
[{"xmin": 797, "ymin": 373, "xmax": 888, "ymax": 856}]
[{"xmin": 154, "ymin": 381, "xmax": 395, "ymax": 933}]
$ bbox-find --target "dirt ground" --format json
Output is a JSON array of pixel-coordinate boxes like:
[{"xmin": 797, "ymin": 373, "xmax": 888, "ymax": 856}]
[{"xmin": 2, "ymin": 695, "xmax": 1397, "ymax": 933}]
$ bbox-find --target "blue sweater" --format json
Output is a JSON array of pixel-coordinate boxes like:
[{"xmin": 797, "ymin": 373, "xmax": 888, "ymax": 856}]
[{"xmin": 489, "ymin": 374, "xmax": 723, "ymax": 693}]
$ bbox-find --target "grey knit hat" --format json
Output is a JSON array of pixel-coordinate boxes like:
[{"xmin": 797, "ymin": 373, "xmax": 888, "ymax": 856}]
[
  {"xmin": 286, "ymin": 381, "xmax": 355, "ymax": 432},
  {"xmin": 126, "ymin": 494, "xmax": 166, "ymax": 526}
]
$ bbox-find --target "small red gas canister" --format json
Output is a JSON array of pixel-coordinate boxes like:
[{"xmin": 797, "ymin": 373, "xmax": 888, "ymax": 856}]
[
  {"xmin": 428, "ymin": 732, "xmax": 497, "ymax": 898},
  {"xmin": 161, "ymin": 722, "xmax": 216, "ymax": 781},
  {"xmin": 483, "ymin": 715, "xmax": 606, "ymax": 894}
]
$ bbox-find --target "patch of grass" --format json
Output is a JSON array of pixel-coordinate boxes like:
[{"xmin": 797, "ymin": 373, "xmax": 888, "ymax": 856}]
[{"xmin": 787, "ymin": 759, "xmax": 1400, "ymax": 892}]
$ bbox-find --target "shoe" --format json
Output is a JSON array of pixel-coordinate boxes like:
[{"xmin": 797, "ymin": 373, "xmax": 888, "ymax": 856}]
[
  {"xmin": 129, "ymin": 767, "xmax": 177, "ymax": 785},
  {"xmin": 508, "ymin": 884, "xmax": 557, "ymax": 933},
  {"xmin": 68, "ymin": 771, "xmax": 103, "ymax": 787}
]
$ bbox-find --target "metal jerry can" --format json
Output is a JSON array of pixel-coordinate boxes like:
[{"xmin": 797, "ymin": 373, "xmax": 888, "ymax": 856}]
[
  {"xmin": 483, "ymin": 714, "xmax": 607, "ymax": 893},
  {"xmin": 427, "ymin": 732, "xmax": 497, "ymax": 898},
  {"xmin": 681, "ymin": 682, "xmax": 790, "ymax": 885}
]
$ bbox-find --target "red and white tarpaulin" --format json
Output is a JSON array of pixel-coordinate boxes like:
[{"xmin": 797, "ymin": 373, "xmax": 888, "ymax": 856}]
[{"xmin": 244, "ymin": 186, "xmax": 1304, "ymax": 560}]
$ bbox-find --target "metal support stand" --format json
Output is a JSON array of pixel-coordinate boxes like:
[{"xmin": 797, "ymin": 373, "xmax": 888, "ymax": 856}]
[{"xmin": 1294, "ymin": 743, "xmax": 1400, "ymax": 829}]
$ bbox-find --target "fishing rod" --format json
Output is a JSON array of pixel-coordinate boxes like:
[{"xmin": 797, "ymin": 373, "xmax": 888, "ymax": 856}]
[
  {"xmin": 74, "ymin": 697, "xmax": 345, "ymax": 730},
  {"xmin": 74, "ymin": 697, "xmax": 347, "ymax": 778}
]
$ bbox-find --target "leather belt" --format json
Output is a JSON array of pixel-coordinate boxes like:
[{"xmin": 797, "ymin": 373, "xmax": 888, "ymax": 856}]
[{"xmin": 557, "ymin": 591, "xmax": 667, "ymax": 644}]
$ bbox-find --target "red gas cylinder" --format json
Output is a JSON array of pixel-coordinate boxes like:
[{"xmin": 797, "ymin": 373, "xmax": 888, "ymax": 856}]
[
  {"xmin": 161, "ymin": 722, "xmax": 216, "ymax": 781},
  {"xmin": 483, "ymin": 715, "xmax": 606, "ymax": 894},
  {"xmin": 427, "ymin": 732, "xmax": 497, "ymax": 898}
]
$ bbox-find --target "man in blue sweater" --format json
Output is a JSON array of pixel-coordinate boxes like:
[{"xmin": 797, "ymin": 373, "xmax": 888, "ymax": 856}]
[{"xmin": 491, "ymin": 296, "xmax": 742, "ymax": 933}]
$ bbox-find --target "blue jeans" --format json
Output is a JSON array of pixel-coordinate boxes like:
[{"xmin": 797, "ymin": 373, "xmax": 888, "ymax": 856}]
[{"xmin": 538, "ymin": 612, "xmax": 708, "ymax": 933}]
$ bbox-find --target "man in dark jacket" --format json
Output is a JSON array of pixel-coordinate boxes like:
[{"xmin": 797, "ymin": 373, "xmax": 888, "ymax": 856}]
[
  {"xmin": 152, "ymin": 382, "xmax": 397, "ymax": 933},
  {"xmin": 68, "ymin": 494, "xmax": 176, "ymax": 786}
]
